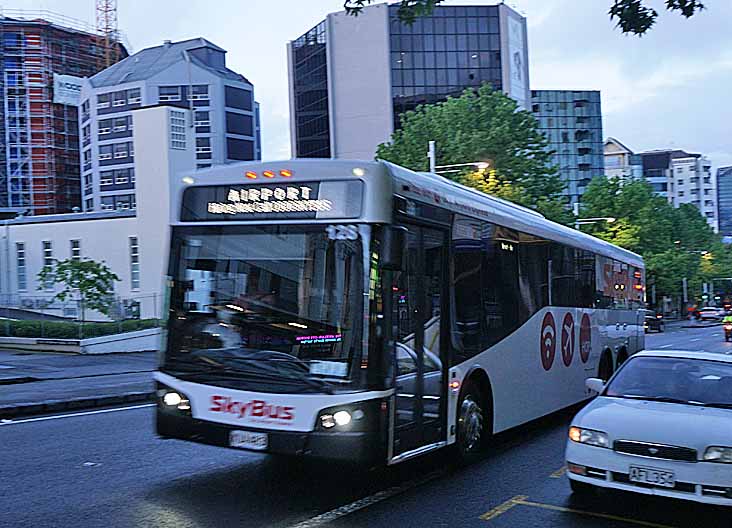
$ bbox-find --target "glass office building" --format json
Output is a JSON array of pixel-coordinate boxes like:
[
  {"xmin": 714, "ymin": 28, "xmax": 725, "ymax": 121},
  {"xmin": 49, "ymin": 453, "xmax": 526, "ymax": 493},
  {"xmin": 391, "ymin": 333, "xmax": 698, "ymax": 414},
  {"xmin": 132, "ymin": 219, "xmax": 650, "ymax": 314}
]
[
  {"xmin": 531, "ymin": 90, "xmax": 604, "ymax": 206},
  {"xmin": 717, "ymin": 166, "xmax": 732, "ymax": 236},
  {"xmin": 288, "ymin": 2, "xmax": 529, "ymax": 160}
]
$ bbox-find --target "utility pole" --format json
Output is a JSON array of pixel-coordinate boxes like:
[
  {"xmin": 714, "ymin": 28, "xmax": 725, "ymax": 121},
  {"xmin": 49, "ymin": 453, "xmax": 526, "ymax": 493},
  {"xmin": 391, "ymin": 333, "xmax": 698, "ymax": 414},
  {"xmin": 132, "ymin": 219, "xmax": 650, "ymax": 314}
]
[{"xmin": 427, "ymin": 141, "xmax": 436, "ymax": 173}]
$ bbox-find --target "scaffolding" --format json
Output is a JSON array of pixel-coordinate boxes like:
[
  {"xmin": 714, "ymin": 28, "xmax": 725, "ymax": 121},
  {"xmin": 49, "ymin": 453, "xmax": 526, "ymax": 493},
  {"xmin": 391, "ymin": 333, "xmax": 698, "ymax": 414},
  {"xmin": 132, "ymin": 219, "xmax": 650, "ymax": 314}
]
[{"xmin": 0, "ymin": 9, "xmax": 128, "ymax": 215}]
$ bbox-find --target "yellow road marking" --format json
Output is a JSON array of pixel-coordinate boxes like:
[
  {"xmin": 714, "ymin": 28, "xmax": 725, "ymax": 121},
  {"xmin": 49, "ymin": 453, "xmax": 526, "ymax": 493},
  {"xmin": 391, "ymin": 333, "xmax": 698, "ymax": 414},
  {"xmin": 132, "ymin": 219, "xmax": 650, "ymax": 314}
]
[
  {"xmin": 549, "ymin": 465, "xmax": 567, "ymax": 478},
  {"xmin": 479, "ymin": 495, "xmax": 527, "ymax": 521},
  {"xmin": 512, "ymin": 497, "xmax": 676, "ymax": 528}
]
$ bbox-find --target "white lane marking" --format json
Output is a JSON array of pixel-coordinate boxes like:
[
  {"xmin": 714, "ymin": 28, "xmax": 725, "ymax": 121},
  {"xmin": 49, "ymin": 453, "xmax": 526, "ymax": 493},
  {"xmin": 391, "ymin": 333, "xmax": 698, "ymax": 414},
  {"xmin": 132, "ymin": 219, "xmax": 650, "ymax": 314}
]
[
  {"xmin": 0, "ymin": 403, "xmax": 155, "ymax": 426},
  {"xmin": 658, "ymin": 345, "xmax": 673, "ymax": 348},
  {"xmin": 691, "ymin": 338, "xmax": 701, "ymax": 342},
  {"xmin": 286, "ymin": 470, "xmax": 444, "ymax": 528}
]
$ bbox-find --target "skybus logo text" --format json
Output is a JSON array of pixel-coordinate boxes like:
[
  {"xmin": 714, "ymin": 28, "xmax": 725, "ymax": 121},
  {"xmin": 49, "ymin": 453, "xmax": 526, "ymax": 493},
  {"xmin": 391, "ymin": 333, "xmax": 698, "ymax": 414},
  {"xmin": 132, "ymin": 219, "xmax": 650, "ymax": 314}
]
[{"xmin": 210, "ymin": 395, "xmax": 294, "ymax": 421}]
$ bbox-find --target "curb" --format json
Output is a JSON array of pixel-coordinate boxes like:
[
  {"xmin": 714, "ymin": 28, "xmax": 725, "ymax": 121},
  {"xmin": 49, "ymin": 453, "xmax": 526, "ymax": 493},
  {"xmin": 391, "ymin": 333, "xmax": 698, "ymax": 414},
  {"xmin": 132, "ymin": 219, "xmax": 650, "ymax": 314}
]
[{"xmin": 0, "ymin": 391, "xmax": 156, "ymax": 420}]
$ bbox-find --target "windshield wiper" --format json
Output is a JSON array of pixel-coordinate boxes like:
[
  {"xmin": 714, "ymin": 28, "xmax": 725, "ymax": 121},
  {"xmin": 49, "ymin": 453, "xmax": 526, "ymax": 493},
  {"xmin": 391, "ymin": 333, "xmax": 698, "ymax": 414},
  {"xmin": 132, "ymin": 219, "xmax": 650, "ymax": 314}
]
[{"xmin": 616, "ymin": 395, "xmax": 691, "ymax": 404}]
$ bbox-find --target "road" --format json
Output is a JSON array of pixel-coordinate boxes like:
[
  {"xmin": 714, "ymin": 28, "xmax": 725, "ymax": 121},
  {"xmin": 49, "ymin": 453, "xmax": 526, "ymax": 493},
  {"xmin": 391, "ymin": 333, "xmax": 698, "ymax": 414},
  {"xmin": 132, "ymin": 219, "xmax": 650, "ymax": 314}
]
[{"xmin": 1, "ymin": 327, "xmax": 730, "ymax": 528}]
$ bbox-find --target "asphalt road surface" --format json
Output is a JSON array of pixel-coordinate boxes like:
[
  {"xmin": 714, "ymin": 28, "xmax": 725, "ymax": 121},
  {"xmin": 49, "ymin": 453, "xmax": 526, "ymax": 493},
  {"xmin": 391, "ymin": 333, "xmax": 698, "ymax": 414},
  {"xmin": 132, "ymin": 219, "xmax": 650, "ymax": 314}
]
[{"xmin": 1, "ymin": 327, "xmax": 730, "ymax": 528}]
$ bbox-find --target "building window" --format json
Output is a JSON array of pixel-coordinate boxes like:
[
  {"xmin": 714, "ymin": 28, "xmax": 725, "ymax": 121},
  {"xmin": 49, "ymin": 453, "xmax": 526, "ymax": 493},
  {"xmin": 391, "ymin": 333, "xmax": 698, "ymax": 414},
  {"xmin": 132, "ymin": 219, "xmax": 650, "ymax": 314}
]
[
  {"xmin": 676, "ymin": 167, "xmax": 684, "ymax": 173},
  {"xmin": 129, "ymin": 237, "xmax": 140, "ymax": 290},
  {"xmin": 189, "ymin": 85, "xmax": 209, "ymax": 101},
  {"xmin": 81, "ymin": 99, "xmax": 90, "ymax": 121},
  {"xmin": 42, "ymin": 241, "xmax": 53, "ymax": 290},
  {"xmin": 83, "ymin": 149, "xmax": 92, "ymax": 164},
  {"xmin": 115, "ymin": 172, "xmax": 129, "ymax": 184},
  {"xmin": 99, "ymin": 145, "xmax": 113, "ymax": 160},
  {"xmin": 100, "ymin": 171, "xmax": 114, "ymax": 186},
  {"xmin": 170, "ymin": 110, "xmax": 186, "ymax": 150},
  {"xmin": 16, "ymin": 242, "xmax": 27, "ymax": 291},
  {"xmin": 226, "ymin": 138, "xmax": 254, "ymax": 160},
  {"xmin": 98, "ymin": 119, "xmax": 112, "ymax": 135},
  {"xmin": 130, "ymin": 168, "xmax": 136, "ymax": 184},
  {"xmin": 82, "ymin": 125, "xmax": 91, "ymax": 144},
  {"xmin": 101, "ymin": 197, "xmax": 114, "ymax": 211},
  {"xmin": 196, "ymin": 137, "xmax": 212, "ymax": 156},
  {"xmin": 158, "ymin": 86, "xmax": 181, "ymax": 102},
  {"xmin": 194, "ymin": 110, "xmax": 210, "ymax": 127},
  {"xmin": 707, "ymin": 212, "xmax": 715, "ymax": 218},
  {"xmin": 224, "ymin": 86, "xmax": 252, "ymax": 110},
  {"xmin": 114, "ymin": 143, "xmax": 128, "ymax": 158},
  {"xmin": 705, "ymin": 200, "xmax": 714, "ymax": 207},
  {"xmin": 85, "ymin": 198, "xmax": 94, "ymax": 211},
  {"xmin": 113, "ymin": 117, "xmax": 127, "ymax": 132},
  {"xmin": 127, "ymin": 88, "xmax": 141, "ymax": 104},
  {"xmin": 97, "ymin": 93, "xmax": 111, "ymax": 109},
  {"xmin": 677, "ymin": 179, "xmax": 683, "ymax": 186},
  {"xmin": 226, "ymin": 112, "xmax": 253, "ymax": 136},
  {"xmin": 113, "ymin": 91, "xmax": 126, "ymax": 107},
  {"xmin": 70, "ymin": 240, "xmax": 81, "ymax": 262},
  {"xmin": 678, "ymin": 191, "xmax": 685, "ymax": 197}
]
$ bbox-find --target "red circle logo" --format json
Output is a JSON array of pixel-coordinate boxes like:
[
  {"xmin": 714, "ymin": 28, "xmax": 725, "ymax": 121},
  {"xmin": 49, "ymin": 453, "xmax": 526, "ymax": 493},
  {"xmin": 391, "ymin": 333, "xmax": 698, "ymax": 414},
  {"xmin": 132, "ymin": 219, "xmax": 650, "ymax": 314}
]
[
  {"xmin": 580, "ymin": 313, "xmax": 591, "ymax": 363},
  {"xmin": 562, "ymin": 313, "xmax": 575, "ymax": 367},
  {"xmin": 540, "ymin": 312, "xmax": 556, "ymax": 371}
]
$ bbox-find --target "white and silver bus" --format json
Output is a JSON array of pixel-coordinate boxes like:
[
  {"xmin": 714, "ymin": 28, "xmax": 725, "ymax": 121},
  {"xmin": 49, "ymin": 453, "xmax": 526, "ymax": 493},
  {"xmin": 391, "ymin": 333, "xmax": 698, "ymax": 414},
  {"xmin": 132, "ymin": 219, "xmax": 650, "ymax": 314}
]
[{"xmin": 156, "ymin": 159, "xmax": 645, "ymax": 464}]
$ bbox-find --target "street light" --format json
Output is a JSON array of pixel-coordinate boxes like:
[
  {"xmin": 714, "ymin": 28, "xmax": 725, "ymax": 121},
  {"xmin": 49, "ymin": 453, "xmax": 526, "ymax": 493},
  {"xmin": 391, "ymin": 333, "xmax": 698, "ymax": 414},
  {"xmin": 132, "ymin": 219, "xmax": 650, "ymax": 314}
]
[{"xmin": 574, "ymin": 217, "xmax": 616, "ymax": 230}]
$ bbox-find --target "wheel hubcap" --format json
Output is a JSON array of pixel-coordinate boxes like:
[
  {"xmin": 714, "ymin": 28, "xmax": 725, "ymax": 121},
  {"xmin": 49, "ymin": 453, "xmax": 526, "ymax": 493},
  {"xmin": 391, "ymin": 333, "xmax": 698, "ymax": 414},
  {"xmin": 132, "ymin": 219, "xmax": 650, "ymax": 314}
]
[{"xmin": 459, "ymin": 396, "xmax": 483, "ymax": 453}]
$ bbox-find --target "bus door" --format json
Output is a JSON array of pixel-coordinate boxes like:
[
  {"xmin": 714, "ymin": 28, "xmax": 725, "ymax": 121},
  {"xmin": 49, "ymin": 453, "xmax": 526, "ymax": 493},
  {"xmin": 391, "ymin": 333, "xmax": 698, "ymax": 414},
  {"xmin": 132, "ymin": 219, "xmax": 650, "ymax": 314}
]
[{"xmin": 390, "ymin": 224, "xmax": 448, "ymax": 460}]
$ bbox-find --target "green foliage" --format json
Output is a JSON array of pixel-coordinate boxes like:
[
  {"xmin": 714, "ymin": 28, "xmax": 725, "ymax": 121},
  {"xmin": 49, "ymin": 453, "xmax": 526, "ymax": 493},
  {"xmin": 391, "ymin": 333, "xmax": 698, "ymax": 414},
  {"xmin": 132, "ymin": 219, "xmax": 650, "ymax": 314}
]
[
  {"xmin": 580, "ymin": 176, "xmax": 727, "ymax": 303},
  {"xmin": 344, "ymin": 0, "xmax": 705, "ymax": 35},
  {"xmin": 37, "ymin": 258, "xmax": 121, "ymax": 319},
  {"xmin": 376, "ymin": 84, "xmax": 571, "ymax": 223},
  {"xmin": 0, "ymin": 319, "xmax": 160, "ymax": 339}
]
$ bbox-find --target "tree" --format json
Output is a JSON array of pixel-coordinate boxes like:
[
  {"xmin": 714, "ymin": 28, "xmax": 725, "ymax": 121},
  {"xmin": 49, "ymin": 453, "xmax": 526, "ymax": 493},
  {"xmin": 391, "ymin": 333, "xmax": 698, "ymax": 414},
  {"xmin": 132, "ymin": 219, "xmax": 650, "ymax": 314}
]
[
  {"xmin": 37, "ymin": 258, "xmax": 120, "ymax": 321},
  {"xmin": 376, "ymin": 84, "xmax": 571, "ymax": 223},
  {"xmin": 579, "ymin": 176, "xmax": 727, "ymax": 306},
  {"xmin": 344, "ymin": 0, "xmax": 705, "ymax": 35}
]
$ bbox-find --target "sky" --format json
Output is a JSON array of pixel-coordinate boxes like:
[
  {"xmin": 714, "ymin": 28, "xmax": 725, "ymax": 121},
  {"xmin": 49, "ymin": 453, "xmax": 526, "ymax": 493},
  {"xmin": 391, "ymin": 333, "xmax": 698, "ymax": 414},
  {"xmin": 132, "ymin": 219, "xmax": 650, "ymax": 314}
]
[{"xmin": 11, "ymin": 0, "xmax": 732, "ymax": 171}]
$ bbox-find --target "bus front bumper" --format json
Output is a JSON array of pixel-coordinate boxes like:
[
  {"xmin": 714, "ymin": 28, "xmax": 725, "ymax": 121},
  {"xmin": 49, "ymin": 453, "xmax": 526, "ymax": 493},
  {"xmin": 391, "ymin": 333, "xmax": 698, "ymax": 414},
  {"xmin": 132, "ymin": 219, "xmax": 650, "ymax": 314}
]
[{"xmin": 156, "ymin": 408, "xmax": 385, "ymax": 464}]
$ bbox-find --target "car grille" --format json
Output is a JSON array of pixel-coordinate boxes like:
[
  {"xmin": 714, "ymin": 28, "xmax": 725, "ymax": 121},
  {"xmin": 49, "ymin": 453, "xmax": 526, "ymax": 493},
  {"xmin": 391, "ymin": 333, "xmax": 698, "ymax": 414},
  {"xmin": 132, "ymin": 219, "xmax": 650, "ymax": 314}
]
[{"xmin": 613, "ymin": 440, "xmax": 697, "ymax": 462}]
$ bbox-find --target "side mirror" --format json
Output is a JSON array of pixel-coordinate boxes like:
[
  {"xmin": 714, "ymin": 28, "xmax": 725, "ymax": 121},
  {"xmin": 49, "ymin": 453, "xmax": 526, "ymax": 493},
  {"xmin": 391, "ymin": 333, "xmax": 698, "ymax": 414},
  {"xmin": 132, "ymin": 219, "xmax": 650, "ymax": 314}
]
[
  {"xmin": 585, "ymin": 378, "xmax": 605, "ymax": 394},
  {"xmin": 381, "ymin": 226, "xmax": 407, "ymax": 270}
]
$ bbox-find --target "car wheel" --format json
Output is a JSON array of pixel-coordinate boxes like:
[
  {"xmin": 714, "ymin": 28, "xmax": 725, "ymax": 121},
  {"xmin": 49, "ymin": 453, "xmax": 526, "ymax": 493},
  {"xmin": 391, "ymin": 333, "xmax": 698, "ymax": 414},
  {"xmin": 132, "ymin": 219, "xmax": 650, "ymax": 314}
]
[
  {"xmin": 455, "ymin": 381, "xmax": 490, "ymax": 463},
  {"xmin": 569, "ymin": 479, "xmax": 597, "ymax": 496}
]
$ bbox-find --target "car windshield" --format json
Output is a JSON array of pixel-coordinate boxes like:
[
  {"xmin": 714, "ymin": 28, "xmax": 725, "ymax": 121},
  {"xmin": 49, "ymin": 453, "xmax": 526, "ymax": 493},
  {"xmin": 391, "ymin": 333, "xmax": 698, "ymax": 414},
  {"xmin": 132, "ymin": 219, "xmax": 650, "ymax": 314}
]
[
  {"xmin": 605, "ymin": 356, "xmax": 732, "ymax": 408},
  {"xmin": 164, "ymin": 224, "xmax": 371, "ymax": 392}
]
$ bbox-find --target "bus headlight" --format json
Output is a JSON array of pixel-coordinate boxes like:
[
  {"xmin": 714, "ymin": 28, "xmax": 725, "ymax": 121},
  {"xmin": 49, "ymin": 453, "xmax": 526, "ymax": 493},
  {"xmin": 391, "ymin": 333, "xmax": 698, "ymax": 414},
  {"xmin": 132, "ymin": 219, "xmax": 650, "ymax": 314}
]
[
  {"xmin": 157, "ymin": 385, "xmax": 192, "ymax": 414},
  {"xmin": 316, "ymin": 401, "xmax": 380, "ymax": 432}
]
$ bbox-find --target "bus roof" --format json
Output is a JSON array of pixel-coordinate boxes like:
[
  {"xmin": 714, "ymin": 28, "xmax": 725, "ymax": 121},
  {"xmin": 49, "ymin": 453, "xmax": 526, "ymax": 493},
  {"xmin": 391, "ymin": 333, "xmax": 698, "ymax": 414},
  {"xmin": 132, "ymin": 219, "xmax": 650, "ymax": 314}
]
[{"xmin": 178, "ymin": 158, "xmax": 643, "ymax": 269}]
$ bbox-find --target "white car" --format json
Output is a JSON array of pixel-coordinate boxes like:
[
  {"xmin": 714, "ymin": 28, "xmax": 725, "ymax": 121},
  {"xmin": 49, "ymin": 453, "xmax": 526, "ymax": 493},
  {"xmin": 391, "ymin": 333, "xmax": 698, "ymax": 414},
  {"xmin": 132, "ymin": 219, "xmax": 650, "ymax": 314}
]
[
  {"xmin": 699, "ymin": 307, "xmax": 725, "ymax": 321},
  {"xmin": 566, "ymin": 350, "xmax": 732, "ymax": 506}
]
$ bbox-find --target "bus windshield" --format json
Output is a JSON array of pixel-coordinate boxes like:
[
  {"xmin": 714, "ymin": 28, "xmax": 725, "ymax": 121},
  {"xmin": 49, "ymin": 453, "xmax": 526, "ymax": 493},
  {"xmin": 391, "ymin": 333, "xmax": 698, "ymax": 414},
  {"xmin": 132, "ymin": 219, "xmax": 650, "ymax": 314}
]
[{"xmin": 164, "ymin": 224, "xmax": 370, "ymax": 393}]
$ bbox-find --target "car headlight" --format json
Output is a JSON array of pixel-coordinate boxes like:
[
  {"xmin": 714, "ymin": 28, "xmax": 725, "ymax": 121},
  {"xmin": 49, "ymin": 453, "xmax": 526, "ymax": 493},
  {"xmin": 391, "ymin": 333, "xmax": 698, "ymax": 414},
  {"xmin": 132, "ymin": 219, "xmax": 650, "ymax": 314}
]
[
  {"xmin": 569, "ymin": 426, "xmax": 609, "ymax": 448},
  {"xmin": 703, "ymin": 446, "xmax": 732, "ymax": 463}
]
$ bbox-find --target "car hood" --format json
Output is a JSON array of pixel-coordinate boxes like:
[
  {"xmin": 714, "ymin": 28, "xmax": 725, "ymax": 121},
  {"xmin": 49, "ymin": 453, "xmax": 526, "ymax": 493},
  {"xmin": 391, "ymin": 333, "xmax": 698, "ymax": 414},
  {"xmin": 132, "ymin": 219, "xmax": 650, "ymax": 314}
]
[{"xmin": 574, "ymin": 397, "xmax": 732, "ymax": 452}]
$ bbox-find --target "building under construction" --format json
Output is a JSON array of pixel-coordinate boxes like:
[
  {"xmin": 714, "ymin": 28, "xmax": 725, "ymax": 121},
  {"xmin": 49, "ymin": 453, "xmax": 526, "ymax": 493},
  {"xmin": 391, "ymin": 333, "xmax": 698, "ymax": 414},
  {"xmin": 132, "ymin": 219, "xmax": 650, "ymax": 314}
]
[{"xmin": 0, "ymin": 10, "xmax": 127, "ymax": 216}]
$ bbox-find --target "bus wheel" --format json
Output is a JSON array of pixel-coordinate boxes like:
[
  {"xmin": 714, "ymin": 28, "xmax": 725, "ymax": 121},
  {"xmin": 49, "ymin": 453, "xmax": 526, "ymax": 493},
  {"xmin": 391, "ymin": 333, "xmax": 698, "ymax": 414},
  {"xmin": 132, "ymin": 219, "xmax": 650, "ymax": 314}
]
[
  {"xmin": 456, "ymin": 381, "xmax": 489, "ymax": 463},
  {"xmin": 598, "ymin": 352, "xmax": 614, "ymax": 382}
]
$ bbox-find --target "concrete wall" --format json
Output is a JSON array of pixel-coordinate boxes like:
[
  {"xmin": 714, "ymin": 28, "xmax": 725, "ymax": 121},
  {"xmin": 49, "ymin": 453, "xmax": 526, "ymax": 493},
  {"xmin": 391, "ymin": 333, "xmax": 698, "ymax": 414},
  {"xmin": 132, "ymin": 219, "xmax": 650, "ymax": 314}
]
[{"xmin": 327, "ymin": 4, "xmax": 393, "ymax": 160}]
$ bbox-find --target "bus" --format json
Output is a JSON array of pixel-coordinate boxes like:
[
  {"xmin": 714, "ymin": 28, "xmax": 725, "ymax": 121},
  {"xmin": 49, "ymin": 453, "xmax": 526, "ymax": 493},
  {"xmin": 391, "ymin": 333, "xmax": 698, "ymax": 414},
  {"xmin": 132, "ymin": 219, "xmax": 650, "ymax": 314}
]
[{"xmin": 156, "ymin": 159, "xmax": 645, "ymax": 465}]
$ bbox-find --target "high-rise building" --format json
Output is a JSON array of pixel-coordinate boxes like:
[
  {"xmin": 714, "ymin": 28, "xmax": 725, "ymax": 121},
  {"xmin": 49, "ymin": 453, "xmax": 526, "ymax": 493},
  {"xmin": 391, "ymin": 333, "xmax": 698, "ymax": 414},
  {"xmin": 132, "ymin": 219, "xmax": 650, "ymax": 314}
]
[
  {"xmin": 604, "ymin": 137, "xmax": 642, "ymax": 181},
  {"xmin": 530, "ymin": 90, "xmax": 604, "ymax": 206},
  {"xmin": 640, "ymin": 149, "xmax": 717, "ymax": 231},
  {"xmin": 0, "ymin": 10, "xmax": 127, "ymax": 216},
  {"xmin": 716, "ymin": 166, "xmax": 732, "ymax": 236},
  {"xmin": 287, "ymin": 3, "xmax": 530, "ymax": 159},
  {"xmin": 79, "ymin": 38, "xmax": 260, "ymax": 212}
]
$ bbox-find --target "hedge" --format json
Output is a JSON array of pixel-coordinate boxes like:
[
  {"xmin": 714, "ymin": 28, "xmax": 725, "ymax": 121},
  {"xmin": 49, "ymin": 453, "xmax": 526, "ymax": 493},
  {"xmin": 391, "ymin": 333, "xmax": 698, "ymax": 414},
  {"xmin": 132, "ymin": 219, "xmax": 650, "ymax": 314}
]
[{"xmin": 0, "ymin": 319, "xmax": 160, "ymax": 339}]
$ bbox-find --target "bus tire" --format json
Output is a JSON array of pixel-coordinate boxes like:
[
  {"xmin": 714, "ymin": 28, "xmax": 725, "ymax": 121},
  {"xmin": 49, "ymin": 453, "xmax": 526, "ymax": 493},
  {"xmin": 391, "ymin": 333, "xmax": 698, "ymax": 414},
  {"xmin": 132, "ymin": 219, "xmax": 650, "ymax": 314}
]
[
  {"xmin": 455, "ymin": 379, "xmax": 490, "ymax": 463},
  {"xmin": 616, "ymin": 349, "xmax": 628, "ymax": 368},
  {"xmin": 598, "ymin": 352, "xmax": 614, "ymax": 382}
]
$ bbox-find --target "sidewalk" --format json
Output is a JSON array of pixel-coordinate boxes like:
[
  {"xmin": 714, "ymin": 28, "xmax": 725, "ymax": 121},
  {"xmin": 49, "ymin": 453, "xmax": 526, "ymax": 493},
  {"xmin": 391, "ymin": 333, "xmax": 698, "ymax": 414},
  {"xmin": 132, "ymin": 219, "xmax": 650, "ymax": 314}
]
[{"xmin": 0, "ymin": 350, "xmax": 156, "ymax": 418}]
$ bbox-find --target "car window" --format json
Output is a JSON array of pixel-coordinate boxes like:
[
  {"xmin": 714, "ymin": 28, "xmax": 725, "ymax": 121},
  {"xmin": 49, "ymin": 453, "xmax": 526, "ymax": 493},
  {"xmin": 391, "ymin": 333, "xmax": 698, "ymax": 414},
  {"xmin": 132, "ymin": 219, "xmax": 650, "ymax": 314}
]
[
  {"xmin": 606, "ymin": 356, "xmax": 732, "ymax": 405},
  {"xmin": 396, "ymin": 347, "xmax": 417, "ymax": 376}
]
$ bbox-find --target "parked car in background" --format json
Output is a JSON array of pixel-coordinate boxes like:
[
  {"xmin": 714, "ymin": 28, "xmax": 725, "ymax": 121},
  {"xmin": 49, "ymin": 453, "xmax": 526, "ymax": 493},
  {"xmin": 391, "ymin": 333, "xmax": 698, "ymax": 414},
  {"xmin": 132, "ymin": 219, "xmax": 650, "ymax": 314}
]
[
  {"xmin": 641, "ymin": 309, "xmax": 664, "ymax": 333},
  {"xmin": 699, "ymin": 307, "xmax": 726, "ymax": 321},
  {"xmin": 566, "ymin": 350, "xmax": 732, "ymax": 506}
]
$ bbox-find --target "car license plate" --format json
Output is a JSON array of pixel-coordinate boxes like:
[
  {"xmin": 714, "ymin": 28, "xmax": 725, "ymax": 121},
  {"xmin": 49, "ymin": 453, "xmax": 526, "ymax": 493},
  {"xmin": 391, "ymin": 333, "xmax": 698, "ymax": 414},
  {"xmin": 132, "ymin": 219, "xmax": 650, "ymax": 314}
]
[
  {"xmin": 629, "ymin": 466, "xmax": 675, "ymax": 488},
  {"xmin": 229, "ymin": 430, "xmax": 268, "ymax": 451}
]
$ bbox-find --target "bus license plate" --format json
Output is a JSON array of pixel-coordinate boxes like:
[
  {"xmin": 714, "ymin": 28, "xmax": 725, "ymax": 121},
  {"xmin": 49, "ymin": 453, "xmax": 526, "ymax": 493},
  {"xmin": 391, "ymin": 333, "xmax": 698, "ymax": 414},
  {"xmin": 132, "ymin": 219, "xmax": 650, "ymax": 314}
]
[
  {"xmin": 229, "ymin": 430, "xmax": 268, "ymax": 451},
  {"xmin": 629, "ymin": 466, "xmax": 675, "ymax": 488}
]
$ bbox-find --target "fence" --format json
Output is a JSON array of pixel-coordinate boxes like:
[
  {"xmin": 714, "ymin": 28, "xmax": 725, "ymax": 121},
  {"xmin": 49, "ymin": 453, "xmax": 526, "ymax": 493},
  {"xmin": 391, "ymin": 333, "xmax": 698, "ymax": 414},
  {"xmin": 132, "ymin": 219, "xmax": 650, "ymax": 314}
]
[{"xmin": 0, "ymin": 293, "xmax": 163, "ymax": 339}]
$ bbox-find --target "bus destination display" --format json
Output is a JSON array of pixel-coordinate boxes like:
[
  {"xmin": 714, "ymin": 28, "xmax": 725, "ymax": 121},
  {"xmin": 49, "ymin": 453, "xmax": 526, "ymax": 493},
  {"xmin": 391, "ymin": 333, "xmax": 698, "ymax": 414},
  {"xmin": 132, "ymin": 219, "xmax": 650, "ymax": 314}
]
[{"xmin": 181, "ymin": 180, "xmax": 363, "ymax": 221}]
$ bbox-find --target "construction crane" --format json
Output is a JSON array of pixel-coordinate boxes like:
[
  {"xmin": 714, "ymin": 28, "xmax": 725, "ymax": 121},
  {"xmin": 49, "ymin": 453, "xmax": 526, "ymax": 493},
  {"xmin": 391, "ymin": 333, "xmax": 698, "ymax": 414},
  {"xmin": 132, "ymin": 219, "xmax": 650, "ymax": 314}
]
[{"xmin": 95, "ymin": 0, "xmax": 119, "ymax": 70}]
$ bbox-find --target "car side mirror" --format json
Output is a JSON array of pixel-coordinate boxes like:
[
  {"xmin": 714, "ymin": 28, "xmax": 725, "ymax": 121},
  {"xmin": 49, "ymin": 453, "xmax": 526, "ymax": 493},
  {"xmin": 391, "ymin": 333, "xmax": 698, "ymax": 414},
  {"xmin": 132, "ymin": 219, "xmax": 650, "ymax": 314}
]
[
  {"xmin": 381, "ymin": 226, "xmax": 407, "ymax": 271},
  {"xmin": 586, "ymin": 378, "xmax": 605, "ymax": 394}
]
